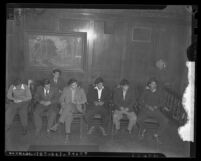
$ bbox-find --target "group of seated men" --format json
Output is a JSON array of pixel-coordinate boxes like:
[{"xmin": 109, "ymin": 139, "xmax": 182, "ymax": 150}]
[{"xmin": 6, "ymin": 69, "xmax": 169, "ymax": 143}]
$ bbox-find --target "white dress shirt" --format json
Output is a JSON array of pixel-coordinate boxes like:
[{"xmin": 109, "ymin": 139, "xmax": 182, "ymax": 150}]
[
  {"xmin": 94, "ymin": 86, "xmax": 104, "ymax": 100},
  {"xmin": 71, "ymin": 88, "xmax": 76, "ymax": 103},
  {"xmin": 54, "ymin": 78, "xmax": 58, "ymax": 84},
  {"xmin": 44, "ymin": 88, "xmax": 49, "ymax": 96},
  {"xmin": 123, "ymin": 89, "xmax": 127, "ymax": 100}
]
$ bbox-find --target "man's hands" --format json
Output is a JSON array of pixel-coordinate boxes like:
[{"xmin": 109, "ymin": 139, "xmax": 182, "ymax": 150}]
[
  {"xmin": 40, "ymin": 100, "xmax": 51, "ymax": 106},
  {"xmin": 120, "ymin": 107, "xmax": 129, "ymax": 113},
  {"xmin": 146, "ymin": 105, "xmax": 157, "ymax": 111},
  {"xmin": 94, "ymin": 101, "xmax": 104, "ymax": 106},
  {"xmin": 14, "ymin": 99, "xmax": 22, "ymax": 103}
]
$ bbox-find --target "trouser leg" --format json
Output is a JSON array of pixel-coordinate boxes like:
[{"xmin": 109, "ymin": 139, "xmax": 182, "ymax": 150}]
[
  {"xmin": 33, "ymin": 104, "xmax": 46, "ymax": 132},
  {"xmin": 137, "ymin": 108, "xmax": 150, "ymax": 129},
  {"xmin": 47, "ymin": 104, "xmax": 58, "ymax": 130},
  {"xmin": 58, "ymin": 103, "xmax": 75, "ymax": 134},
  {"xmin": 85, "ymin": 108, "xmax": 98, "ymax": 128},
  {"xmin": 153, "ymin": 109, "xmax": 169, "ymax": 136},
  {"xmin": 113, "ymin": 110, "xmax": 123, "ymax": 130},
  {"xmin": 18, "ymin": 102, "xmax": 29, "ymax": 128},
  {"xmin": 126, "ymin": 111, "xmax": 137, "ymax": 131},
  {"xmin": 97, "ymin": 107, "xmax": 110, "ymax": 131},
  {"xmin": 64, "ymin": 112, "xmax": 73, "ymax": 134},
  {"xmin": 5, "ymin": 103, "xmax": 18, "ymax": 127}
]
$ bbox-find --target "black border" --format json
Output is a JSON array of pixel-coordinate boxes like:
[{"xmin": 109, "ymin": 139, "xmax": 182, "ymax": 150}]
[{"xmin": 2, "ymin": 2, "xmax": 198, "ymax": 159}]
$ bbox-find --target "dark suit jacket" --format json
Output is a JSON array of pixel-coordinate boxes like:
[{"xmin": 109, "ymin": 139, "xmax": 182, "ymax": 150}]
[
  {"xmin": 139, "ymin": 87, "xmax": 165, "ymax": 110},
  {"xmin": 49, "ymin": 77, "xmax": 65, "ymax": 92},
  {"xmin": 87, "ymin": 85, "xmax": 111, "ymax": 108},
  {"xmin": 34, "ymin": 86, "xmax": 60, "ymax": 104},
  {"xmin": 113, "ymin": 87, "xmax": 137, "ymax": 112}
]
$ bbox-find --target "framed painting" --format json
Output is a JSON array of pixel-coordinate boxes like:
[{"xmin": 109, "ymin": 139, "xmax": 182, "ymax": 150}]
[{"xmin": 24, "ymin": 31, "xmax": 87, "ymax": 72}]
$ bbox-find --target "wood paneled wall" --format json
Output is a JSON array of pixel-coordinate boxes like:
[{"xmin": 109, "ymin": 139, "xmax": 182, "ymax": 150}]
[{"xmin": 6, "ymin": 7, "xmax": 191, "ymax": 95}]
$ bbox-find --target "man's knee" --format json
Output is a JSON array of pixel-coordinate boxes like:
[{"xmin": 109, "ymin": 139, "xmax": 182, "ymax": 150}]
[
  {"xmin": 129, "ymin": 117, "xmax": 137, "ymax": 123},
  {"xmin": 113, "ymin": 113, "xmax": 120, "ymax": 121}
]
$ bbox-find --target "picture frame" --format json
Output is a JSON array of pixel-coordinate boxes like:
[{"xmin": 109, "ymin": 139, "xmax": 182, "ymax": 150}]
[{"xmin": 24, "ymin": 31, "xmax": 87, "ymax": 72}]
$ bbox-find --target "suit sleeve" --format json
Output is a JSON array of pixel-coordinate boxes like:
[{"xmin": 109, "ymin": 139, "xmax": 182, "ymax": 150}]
[
  {"xmin": 138, "ymin": 90, "xmax": 146, "ymax": 109},
  {"xmin": 34, "ymin": 87, "xmax": 42, "ymax": 103},
  {"xmin": 127, "ymin": 90, "xmax": 137, "ymax": 111},
  {"xmin": 78, "ymin": 88, "xmax": 87, "ymax": 104},
  {"xmin": 59, "ymin": 79, "xmax": 65, "ymax": 92},
  {"xmin": 113, "ymin": 89, "xmax": 121, "ymax": 109},
  {"xmin": 7, "ymin": 85, "xmax": 14, "ymax": 101},
  {"xmin": 87, "ymin": 87, "xmax": 95, "ymax": 105},
  {"xmin": 22, "ymin": 85, "xmax": 32, "ymax": 102},
  {"xmin": 102, "ymin": 88, "xmax": 110, "ymax": 105},
  {"xmin": 51, "ymin": 88, "xmax": 60, "ymax": 104},
  {"xmin": 60, "ymin": 88, "xmax": 66, "ymax": 106}
]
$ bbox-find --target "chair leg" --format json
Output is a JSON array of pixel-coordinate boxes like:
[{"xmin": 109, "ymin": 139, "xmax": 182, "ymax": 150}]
[
  {"xmin": 80, "ymin": 117, "xmax": 82, "ymax": 140},
  {"xmin": 111, "ymin": 123, "xmax": 114, "ymax": 140},
  {"xmin": 80, "ymin": 117, "xmax": 83, "ymax": 140}
]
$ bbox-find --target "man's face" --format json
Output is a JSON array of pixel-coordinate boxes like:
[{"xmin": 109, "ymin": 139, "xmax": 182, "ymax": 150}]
[
  {"xmin": 44, "ymin": 84, "xmax": 50, "ymax": 90},
  {"xmin": 71, "ymin": 82, "xmax": 78, "ymax": 89},
  {"xmin": 122, "ymin": 85, "xmax": 129, "ymax": 91},
  {"xmin": 149, "ymin": 81, "xmax": 157, "ymax": 91},
  {"xmin": 97, "ymin": 82, "xmax": 103, "ymax": 89},
  {"xmin": 53, "ymin": 72, "xmax": 60, "ymax": 79}
]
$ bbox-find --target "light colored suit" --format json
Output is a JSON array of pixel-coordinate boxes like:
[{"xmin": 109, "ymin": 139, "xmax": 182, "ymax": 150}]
[{"xmin": 59, "ymin": 86, "xmax": 87, "ymax": 134}]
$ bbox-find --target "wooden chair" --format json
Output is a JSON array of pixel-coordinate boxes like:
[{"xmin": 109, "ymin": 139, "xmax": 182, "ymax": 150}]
[
  {"xmin": 85, "ymin": 84, "xmax": 113, "ymax": 135},
  {"xmin": 161, "ymin": 87, "xmax": 187, "ymax": 126},
  {"xmin": 71, "ymin": 103, "xmax": 87, "ymax": 139},
  {"xmin": 137, "ymin": 117, "xmax": 160, "ymax": 140},
  {"xmin": 5, "ymin": 81, "xmax": 37, "ymax": 125},
  {"xmin": 137, "ymin": 86, "xmax": 187, "ymax": 141},
  {"xmin": 110, "ymin": 84, "xmax": 141, "ymax": 139},
  {"xmin": 85, "ymin": 102, "xmax": 113, "ymax": 136},
  {"xmin": 111, "ymin": 103, "xmax": 140, "ymax": 140}
]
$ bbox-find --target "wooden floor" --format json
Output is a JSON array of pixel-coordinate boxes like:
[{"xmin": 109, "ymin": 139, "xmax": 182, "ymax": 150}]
[{"xmin": 5, "ymin": 117, "xmax": 190, "ymax": 157}]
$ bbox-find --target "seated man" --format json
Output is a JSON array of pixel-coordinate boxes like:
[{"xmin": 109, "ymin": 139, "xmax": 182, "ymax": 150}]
[
  {"xmin": 6, "ymin": 78, "xmax": 32, "ymax": 135},
  {"xmin": 113, "ymin": 79, "xmax": 137, "ymax": 134},
  {"xmin": 33, "ymin": 79, "xmax": 60, "ymax": 135},
  {"xmin": 137, "ymin": 78, "xmax": 169, "ymax": 143},
  {"xmin": 85, "ymin": 77, "xmax": 111, "ymax": 136},
  {"xmin": 50, "ymin": 78, "xmax": 87, "ymax": 143}
]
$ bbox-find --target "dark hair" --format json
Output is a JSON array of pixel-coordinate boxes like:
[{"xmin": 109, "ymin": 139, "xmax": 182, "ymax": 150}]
[
  {"xmin": 120, "ymin": 79, "xmax": 129, "ymax": 86},
  {"xmin": 68, "ymin": 78, "xmax": 78, "ymax": 86},
  {"xmin": 43, "ymin": 79, "xmax": 50, "ymax": 86},
  {"xmin": 94, "ymin": 77, "xmax": 104, "ymax": 84},
  {"xmin": 147, "ymin": 77, "xmax": 158, "ymax": 86},
  {"xmin": 52, "ymin": 69, "xmax": 61, "ymax": 75}
]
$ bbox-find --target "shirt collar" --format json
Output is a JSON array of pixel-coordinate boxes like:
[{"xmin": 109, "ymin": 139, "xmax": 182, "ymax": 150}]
[
  {"xmin": 94, "ymin": 86, "xmax": 104, "ymax": 90},
  {"xmin": 13, "ymin": 84, "xmax": 25, "ymax": 90},
  {"xmin": 21, "ymin": 84, "xmax": 25, "ymax": 89},
  {"xmin": 71, "ymin": 87, "xmax": 76, "ymax": 91},
  {"xmin": 44, "ymin": 87, "xmax": 50, "ymax": 91}
]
